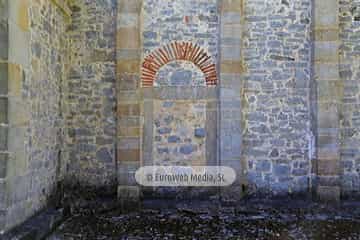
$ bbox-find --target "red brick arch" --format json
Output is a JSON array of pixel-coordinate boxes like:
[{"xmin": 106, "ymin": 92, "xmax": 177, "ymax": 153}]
[{"xmin": 141, "ymin": 41, "xmax": 218, "ymax": 87}]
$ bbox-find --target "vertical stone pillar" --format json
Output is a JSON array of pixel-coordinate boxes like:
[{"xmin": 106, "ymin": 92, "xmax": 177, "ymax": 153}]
[
  {"xmin": 116, "ymin": 0, "xmax": 142, "ymax": 203},
  {"xmin": 219, "ymin": 0, "xmax": 246, "ymax": 201},
  {"xmin": 314, "ymin": 0, "xmax": 342, "ymax": 202},
  {"xmin": 0, "ymin": 0, "xmax": 8, "ymax": 232}
]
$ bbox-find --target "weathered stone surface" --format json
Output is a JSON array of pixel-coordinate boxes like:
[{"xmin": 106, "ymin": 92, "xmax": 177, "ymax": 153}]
[
  {"xmin": 0, "ymin": 98, "xmax": 7, "ymax": 123},
  {"xmin": 242, "ymin": 0, "xmax": 312, "ymax": 195},
  {"xmin": 0, "ymin": 63, "xmax": 8, "ymax": 95},
  {"xmin": 118, "ymin": 0, "xmax": 142, "ymax": 14},
  {"xmin": 153, "ymin": 101, "xmax": 206, "ymax": 166},
  {"xmin": 0, "ymin": 0, "xmax": 8, "ymax": 20},
  {"xmin": 317, "ymin": 186, "xmax": 340, "ymax": 202},
  {"xmin": 117, "ymin": 28, "xmax": 140, "ymax": 49},
  {"xmin": 118, "ymin": 149, "xmax": 140, "ymax": 162},
  {"xmin": 96, "ymin": 148, "xmax": 113, "ymax": 163},
  {"xmin": 314, "ymin": 41, "xmax": 339, "ymax": 62},
  {"xmin": 0, "ymin": 126, "xmax": 7, "ymax": 151},
  {"xmin": 4, "ymin": 0, "xmax": 360, "ymax": 234},
  {"xmin": 0, "ymin": 153, "xmax": 8, "ymax": 178},
  {"xmin": 0, "ymin": 20, "xmax": 8, "ymax": 60},
  {"xmin": 314, "ymin": 0, "xmax": 338, "ymax": 27},
  {"xmin": 338, "ymin": 0, "xmax": 360, "ymax": 196},
  {"xmin": 194, "ymin": 128, "xmax": 206, "ymax": 138}
]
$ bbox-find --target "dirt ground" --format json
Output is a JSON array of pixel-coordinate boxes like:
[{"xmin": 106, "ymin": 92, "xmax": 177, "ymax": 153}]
[{"xmin": 46, "ymin": 197, "xmax": 360, "ymax": 240}]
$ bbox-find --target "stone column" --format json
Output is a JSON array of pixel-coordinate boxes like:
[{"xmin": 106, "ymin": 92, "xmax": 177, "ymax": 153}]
[
  {"xmin": 116, "ymin": 0, "xmax": 143, "ymax": 204},
  {"xmin": 0, "ymin": 0, "xmax": 8, "ymax": 233},
  {"xmin": 219, "ymin": 0, "xmax": 246, "ymax": 201},
  {"xmin": 314, "ymin": 0, "xmax": 342, "ymax": 202}
]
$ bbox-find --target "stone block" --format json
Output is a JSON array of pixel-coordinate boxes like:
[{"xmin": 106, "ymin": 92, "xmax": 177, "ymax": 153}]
[
  {"xmin": 118, "ymin": 127, "xmax": 140, "ymax": 137},
  {"xmin": 317, "ymin": 102, "xmax": 339, "ymax": 129},
  {"xmin": 221, "ymin": 12, "xmax": 241, "ymax": 24},
  {"xmin": 0, "ymin": 152, "xmax": 8, "ymax": 178},
  {"xmin": 274, "ymin": 164, "xmax": 291, "ymax": 176},
  {"xmin": 117, "ymin": 104, "xmax": 140, "ymax": 116},
  {"xmin": 0, "ymin": 0, "xmax": 8, "ymax": 20},
  {"xmin": 314, "ymin": 41, "xmax": 339, "ymax": 63},
  {"xmin": 221, "ymin": 46, "xmax": 241, "ymax": 61},
  {"xmin": 167, "ymin": 135, "xmax": 180, "ymax": 143},
  {"xmin": 0, "ymin": 63, "xmax": 7, "ymax": 95},
  {"xmin": 315, "ymin": 63, "xmax": 340, "ymax": 81},
  {"xmin": 220, "ymin": 60, "xmax": 244, "ymax": 73},
  {"xmin": 317, "ymin": 81, "xmax": 343, "ymax": 102},
  {"xmin": 96, "ymin": 148, "xmax": 113, "ymax": 163},
  {"xmin": 0, "ymin": 97, "xmax": 7, "ymax": 123},
  {"xmin": 179, "ymin": 145, "xmax": 195, "ymax": 155},
  {"xmin": 0, "ymin": 20, "xmax": 8, "ymax": 60},
  {"xmin": 7, "ymin": 97, "xmax": 29, "ymax": 127},
  {"xmin": 0, "ymin": 209, "xmax": 5, "ymax": 233},
  {"xmin": 318, "ymin": 133, "xmax": 338, "ymax": 148},
  {"xmin": 219, "ymin": 73, "xmax": 241, "ymax": 89},
  {"xmin": 316, "ymin": 185, "xmax": 340, "ymax": 203},
  {"xmin": 11, "ymin": 0, "xmax": 29, "ymax": 31},
  {"xmin": 117, "ymin": 28, "xmax": 140, "ymax": 49},
  {"xmin": 117, "ymin": 73, "xmax": 140, "ymax": 90},
  {"xmin": 170, "ymin": 70, "xmax": 192, "ymax": 86},
  {"xmin": 318, "ymin": 176, "xmax": 340, "ymax": 187},
  {"xmin": 194, "ymin": 128, "xmax": 206, "ymax": 138},
  {"xmin": 8, "ymin": 63, "xmax": 22, "ymax": 97},
  {"xmin": 118, "ymin": 137, "xmax": 140, "ymax": 149},
  {"xmin": 221, "ymin": 0, "xmax": 242, "ymax": 12},
  {"xmin": 0, "ymin": 125, "xmax": 7, "ymax": 151},
  {"xmin": 117, "ymin": 49, "xmax": 141, "ymax": 60},
  {"xmin": 221, "ymin": 24, "xmax": 241, "ymax": 38},
  {"xmin": 8, "ymin": 20, "xmax": 30, "ymax": 67},
  {"xmin": 315, "ymin": 29, "xmax": 339, "ymax": 41},
  {"xmin": 7, "ymin": 126, "xmax": 25, "ymax": 152},
  {"xmin": 318, "ymin": 158, "xmax": 340, "ymax": 175},
  {"xmin": 314, "ymin": 0, "xmax": 338, "ymax": 27},
  {"xmin": 294, "ymin": 69, "xmax": 308, "ymax": 88},
  {"xmin": 118, "ymin": 13, "xmax": 139, "ymax": 28},
  {"xmin": 256, "ymin": 160, "xmax": 271, "ymax": 172},
  {"xmin": 118, "ymin": 148, "xmax": 140, "ymax": 162},
  {"xmin": 118, "ymin": 0, "xmax": 142, "ymax": 13},
  {"xmin": 117, "ymin": 59, "xmax": 140, "ymax": 74}
]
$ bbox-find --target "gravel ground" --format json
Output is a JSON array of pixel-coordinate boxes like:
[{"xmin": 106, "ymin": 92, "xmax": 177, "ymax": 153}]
[{"xmin": 46, "ymin": 198, "xmax": 360, "ymax": 240}]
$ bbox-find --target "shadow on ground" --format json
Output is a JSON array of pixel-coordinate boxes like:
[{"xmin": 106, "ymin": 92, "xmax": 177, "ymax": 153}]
[{"xmin": 46, "ymin": 197, "xmax": 360, "ymax": 240}]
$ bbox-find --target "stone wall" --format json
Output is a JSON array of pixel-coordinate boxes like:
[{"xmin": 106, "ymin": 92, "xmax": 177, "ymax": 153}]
[
  {"xmin": 0, "ymin": 0, "xmax": 9, "ymax": 232},
  {"xmin": 0, "ymin": 0, "xmax": 70, "ymax": 233},
  {"xmin": 313, "ymin": 0, "xmax": 342, "ymax": 201},
  {"xmin": 2, "ymin": 0, "xmax": 360, "ymax": 234},
  {"xmin": 242, "ymin": 0, "xmax": 313, "ymax": 195},
  {"xmin": 153, "ymin": 100, "xmax": 207, "ymax": 166},
  {"xmin": 218, "ymin": 0, "xmax": 245, "ymax": 200},
  {"xmin": 339, "ymin": 0, "xmax": 360, "ymax": 196},
  {"xmin": 65, "ymin": 0, "xmax": 117, "ymax": 187},
  {"xmin": 142, "ymin": 0, "xmax": 219, "ymax": 64}
]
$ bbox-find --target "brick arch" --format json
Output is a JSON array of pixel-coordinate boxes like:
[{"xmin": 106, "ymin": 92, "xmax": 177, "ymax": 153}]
[{"xmin": 141, "ymin": 41, "xmax": 218, "ymax": 87}]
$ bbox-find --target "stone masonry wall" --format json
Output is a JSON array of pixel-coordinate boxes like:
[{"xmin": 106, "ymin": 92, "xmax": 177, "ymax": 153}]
[
  {"xmin": 142, "ymin": 0, "xmax": 219, "ymax": 67},
  {"xmin": 0, "ymin": 0, "xmax": 9, "ymax": 232},
  {"xmin": 2, "ymin": 2, "xmax": 360, "ymax": 234},
  {"xmin": 65, "ymin": 0, "xmax": 117, "ymax": 187},
  {"xmin": 153, "ymin": 100, "xmax": 207, "ymax": 167},
  {"xmin": 1, "ymin": 0, "xmax": 70, "ymax": 233},
  {"xmin": 339, "ymin": 0, "xmax": 360, "ymax": 196},
  {"xmin": 242, "ymin": 0, "xmax": 313, "ymax": 195}
]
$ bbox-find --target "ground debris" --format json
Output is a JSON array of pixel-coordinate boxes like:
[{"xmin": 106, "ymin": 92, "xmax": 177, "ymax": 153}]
[{"xmin": 47, "ymin": 199, "xmax": 360, "ymax": 240}]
